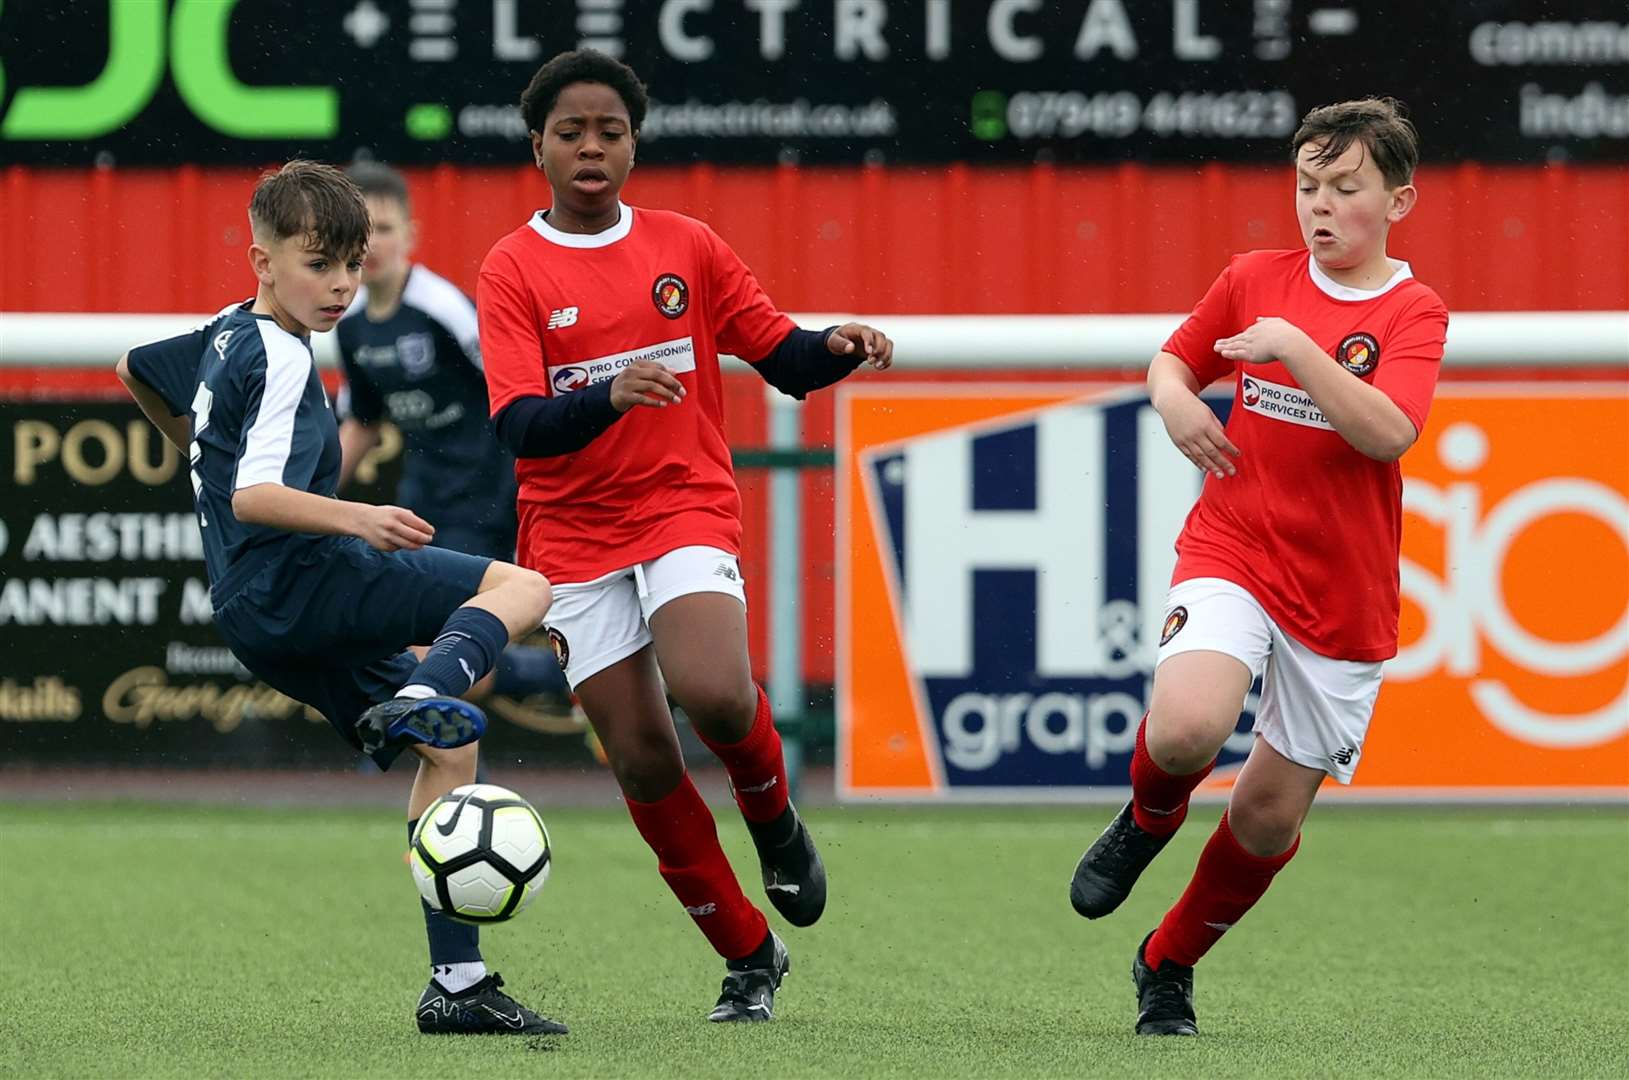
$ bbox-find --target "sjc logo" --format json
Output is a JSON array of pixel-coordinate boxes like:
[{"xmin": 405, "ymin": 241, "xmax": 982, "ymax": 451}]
[
  {"xmin": 1390, "ymin": 394, "xmax": 1629, "ymax": 755},
  {"xmin": 0, "ymin": 1, "xmax": 335, "ymax": 141}
]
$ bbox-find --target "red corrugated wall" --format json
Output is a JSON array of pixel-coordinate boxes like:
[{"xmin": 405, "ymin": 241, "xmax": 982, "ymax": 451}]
[
  {"xmin": 5, "ymin": 163, "xmax": 1627, "ymax": 682},
  {"xmin": 7, "ymin": 162, "xmax": 1628, "ymax": 315}
]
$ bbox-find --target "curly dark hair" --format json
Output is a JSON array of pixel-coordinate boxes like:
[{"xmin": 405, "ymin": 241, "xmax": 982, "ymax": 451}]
[
  {"xmin": 520, "ymin": 49, "xmax": 648, "ymax": 134},
  {"xmin": 248, "ymin": 159, "xmax": 370, "ymax": 259},
  {"xmin": 1293, "ymin": 98, "xmax": 1419, "ymax": 188}
]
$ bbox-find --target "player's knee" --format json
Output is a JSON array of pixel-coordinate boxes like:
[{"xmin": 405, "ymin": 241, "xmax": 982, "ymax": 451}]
[
  {"xmin": 1146, "ymin": 708, "xmax": 1230, "ymax": 772},
  {"xmin": 607, "ymin": 739, "xmax": 685, "ymax": 803},
  {"xmin": 1227, "ymin": 792, "xmax": 1303, "ymax": 857},
  {"xmin": 485, "ymin": 562, "xmax": 552, "ymax": 623},
  {"xmin": 514, "ymin": 568, "xmax": 553, "ymax": 622},
  {"xmin": 669, "ymin": 677, "xmax": 755, "ymax": 733}
]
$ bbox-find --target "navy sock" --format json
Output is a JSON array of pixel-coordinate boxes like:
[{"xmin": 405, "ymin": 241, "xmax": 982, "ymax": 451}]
[
  {"xmin": 492, "ymin": 645, "xmax": 569, "ymax": 698},
  {"xmin": 404, "ymin": 607, "xmax": 510, "ymax": 698},
  {"xmin": 409, "ymin": 819, "xmax": 482, "ymax": 965}
]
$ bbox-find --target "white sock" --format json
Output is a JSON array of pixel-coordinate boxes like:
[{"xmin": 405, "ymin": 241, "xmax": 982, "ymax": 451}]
[
  {"xmin": 433, "ymin": 961, "xmax": 488, "ymax": 994},
  {"xmin": 397, "ymin": 684, "xmax": 437, "ymax": 701}
]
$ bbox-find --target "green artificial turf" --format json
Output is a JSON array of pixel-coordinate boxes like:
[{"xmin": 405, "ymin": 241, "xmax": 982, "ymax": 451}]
[{"xmin": 1, "ymin": 802, "xmax": 1624, "ymax": 1078}]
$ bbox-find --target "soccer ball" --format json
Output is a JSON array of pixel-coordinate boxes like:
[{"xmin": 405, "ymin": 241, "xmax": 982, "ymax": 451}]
[{"xmin": 409, "ymin": 784, "xmax": 552, "ymax": 924}]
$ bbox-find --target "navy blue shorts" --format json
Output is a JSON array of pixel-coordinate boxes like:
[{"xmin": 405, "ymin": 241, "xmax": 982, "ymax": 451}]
[{"xmin": 213, "ymin": 536, "xmax": 491, "ymax": 769}]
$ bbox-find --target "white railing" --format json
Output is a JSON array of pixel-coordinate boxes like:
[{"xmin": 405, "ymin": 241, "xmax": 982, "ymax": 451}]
[{"xmin": 2, "ymin": 311, "xmax": 1626, "ymax": 368}]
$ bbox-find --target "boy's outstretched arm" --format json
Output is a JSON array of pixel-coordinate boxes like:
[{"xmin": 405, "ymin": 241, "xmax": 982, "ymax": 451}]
[
  {"xmin": 116, "ymin": 351, "xmax": 191, "ymax": 453},
  {"xmin": 232, "ymin": 483, "xmax": 435, "ymax": 552},
  {"xmin": 750, "ymin": 322, "xmax": 894, "ymax": 400}
]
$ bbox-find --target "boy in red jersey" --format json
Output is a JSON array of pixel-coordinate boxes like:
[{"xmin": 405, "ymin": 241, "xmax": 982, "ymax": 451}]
[
  {"xmin": 477, "ymin": 50, "xmax": 893, "ymax": 1023},
  {"xmin": 1068, "ymin": 98, "xmax": 1449, "ymax": 1036}
]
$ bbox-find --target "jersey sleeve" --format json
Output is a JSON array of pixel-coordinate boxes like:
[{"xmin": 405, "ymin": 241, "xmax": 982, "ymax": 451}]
[
  {"xmin": 126, "ymin": 305, "xmax": 239, "ymax": 416},
  {"xmin": 335, "ymin": 328, "xmax": 384, "ymax": 424},
  {"xmin": 413, "ymin": 270, "xmax": 485, "ymax": 373},
  {"xmin": 232, "ymin": 331, "xmax": 324, "ymax": 492},
  {"xmin": 126, "ymin": 330, "xmax": 206, "ymax": 417},
  {"xmin": 477, "ymin": 249, "xmax": 550, "ymax": 415},
  {"xmin": 1373, "ymin": 296, "xmax": 1449, "ymax": 435},
  {"xmin": 704, "ymin": 226, "xmax": 796, "ymax": 362},
  {"xmin": 1161, "ymin": 260, "xmax": 1239, "ymax": 388}
]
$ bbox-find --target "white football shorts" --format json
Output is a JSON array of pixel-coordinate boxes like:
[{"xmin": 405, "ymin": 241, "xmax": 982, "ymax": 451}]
[
  {"xmin": 541, "ymin": 545, "xmax": 747, "ymax": 689},
  {"xmin": 1155, "ymin": 577, "xmax": 1383, "ymax": 783}
]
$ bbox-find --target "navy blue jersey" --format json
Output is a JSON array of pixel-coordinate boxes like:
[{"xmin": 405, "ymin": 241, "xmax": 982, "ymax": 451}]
[
  {"xmin": 130, "ymin": 305, "xmax": 342, "ymax": 605},
  {"xmin": 125, "ymin": 301, "xmax": 247, "ymax": 416},
  {"xmin": 336, "ymin": 265, "xmax": 516, "ymax": 534}
]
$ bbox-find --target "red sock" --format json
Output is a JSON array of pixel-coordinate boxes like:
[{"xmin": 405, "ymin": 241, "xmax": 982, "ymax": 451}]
[
  {"xmin": 1130, "ymin": 715, "xmax": 1214, "ymax": 836},
  {"xmin": 693, "ymin": 685, "xmax": 790, "ymax": 824},
  {"xmin": 1145, "ymin": 811, "xmax": 1299, "ymax": 969},
  {"xmin": 624, "ymin": 773, "xmax": 769, "ymax": 960}
]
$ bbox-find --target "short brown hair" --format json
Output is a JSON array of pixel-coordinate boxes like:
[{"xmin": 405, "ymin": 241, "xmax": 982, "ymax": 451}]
[
  {"xmin": 248, "ymin": 160, "xmax": 370, "ymax": 259},
  {"xmin": 1292, "ymin": 98, "xmax": 1419, "ymax": 188},
  {"xmin": 346, "ymin": 160, "xmax": 411, "ymax": 212}
]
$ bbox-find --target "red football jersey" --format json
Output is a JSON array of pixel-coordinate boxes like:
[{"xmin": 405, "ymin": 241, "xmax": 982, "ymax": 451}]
[
  {"xmin": 1162, "ymin": 249, "xmax": 1449, "ymax": 661},
  {"xmin": 478, "ymin": 204, "xmax": 795, "ymax": 582}
]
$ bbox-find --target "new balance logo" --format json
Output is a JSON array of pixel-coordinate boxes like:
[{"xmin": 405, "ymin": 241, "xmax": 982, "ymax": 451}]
[
  {"xmin": 684, "ymin": 902, "xmax": 718, "ymax": 916},
  {"xmin": 713, "ymin": 563, "xmax": 739, "ymax": 581},
  {"xmin": 546, "ymin": 306, "xmax": 580, "ymax": 330},
  {"xmin": 1329, "ymin": 746, "xmax": 1357, "ymax": 766}
]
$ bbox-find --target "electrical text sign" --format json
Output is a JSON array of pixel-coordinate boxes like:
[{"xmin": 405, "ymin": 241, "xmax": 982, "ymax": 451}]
[
  {"xmin": 836, "ymin": 383, "xmax": 1629, "ymax": 800},
  {"xmin": 1, "ymin": 1, "xmax": 1624, "ymax": 165}
]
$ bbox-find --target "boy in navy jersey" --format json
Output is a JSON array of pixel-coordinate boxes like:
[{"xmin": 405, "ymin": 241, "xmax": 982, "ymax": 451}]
[
  {"xmin": 336, "ymin": 161, "xmax": 572, "ymax": 721},
  {"xmin": 116, "ymin": 160, "xmax": 566, "ymax": 1037}
]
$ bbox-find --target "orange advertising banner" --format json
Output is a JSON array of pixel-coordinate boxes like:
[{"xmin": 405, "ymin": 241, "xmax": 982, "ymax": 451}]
[{"xmin": 837, "ymin": 382, "xmax": 1629, "ymax": 800}]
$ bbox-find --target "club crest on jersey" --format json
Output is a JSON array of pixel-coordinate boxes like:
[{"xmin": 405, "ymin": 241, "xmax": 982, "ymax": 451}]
[
  {"xmin": 1159, "ymin": 606, "xmax": 1188, "ymax": 646},
  {"xmin": 552, "ymin": 366, "xmax": 590, "ymax": 393},
  {"xmin": 652, "ymin": 274, "xmax": 689, "ymax": 319},
  {"xmin": 546, "ymin": 627, "xmax": 570, "ymax": 669},
  {"xmin": 1335, "ymin": 332, "xmax": 1380, "ymax": 377},
  {"xmin": 398, "ymin": 332, "xmax": 436, "ymax": 378}
]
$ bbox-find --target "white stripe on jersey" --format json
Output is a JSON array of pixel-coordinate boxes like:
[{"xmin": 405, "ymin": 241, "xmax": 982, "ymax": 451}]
[
  {"xmin": 545, "ymin": 336, "xmax": 695, "ymax": 393},
  {"xmin": 403, "ymin": 265, "xmax": 483, "ymax": 369},
  {"xmin": 235, "ymin": 321, "xmax": 316, "ymax": 490},
  {"xmin": 526, "ymin": 202, "xmax": 634, "ymax": 250},
  {"xmin": 191, "ymin": 299, "xmax": 250, "ymax": 332}
]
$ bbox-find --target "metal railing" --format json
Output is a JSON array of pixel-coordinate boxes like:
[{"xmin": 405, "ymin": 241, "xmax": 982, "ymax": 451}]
[{"xmin": 5, "ymin": 310, "xmax": 1625, "ymax": 793}]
